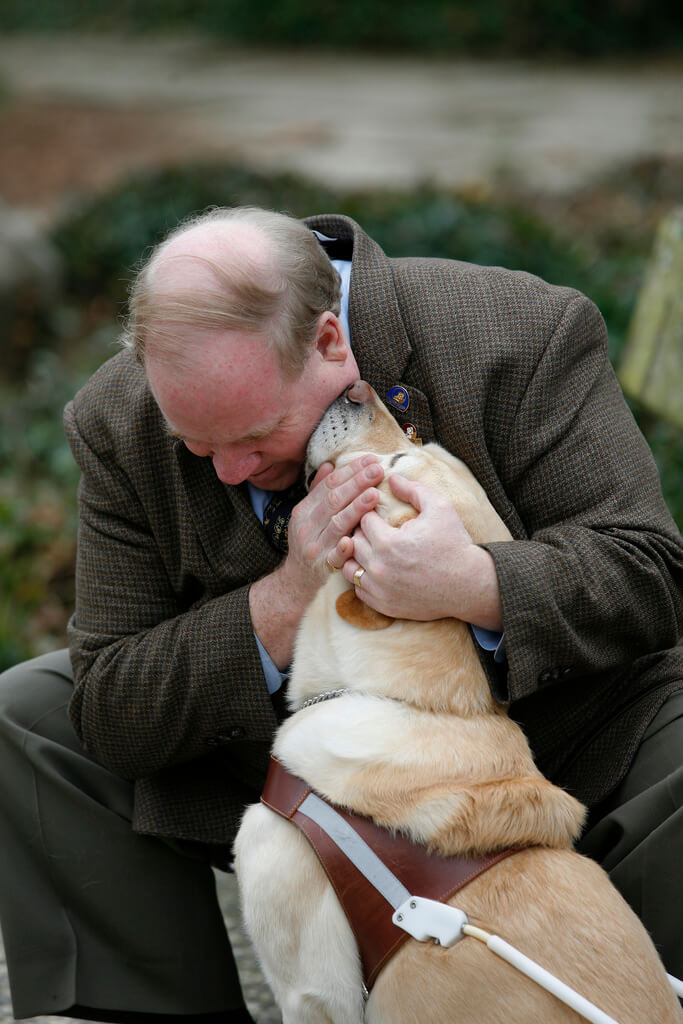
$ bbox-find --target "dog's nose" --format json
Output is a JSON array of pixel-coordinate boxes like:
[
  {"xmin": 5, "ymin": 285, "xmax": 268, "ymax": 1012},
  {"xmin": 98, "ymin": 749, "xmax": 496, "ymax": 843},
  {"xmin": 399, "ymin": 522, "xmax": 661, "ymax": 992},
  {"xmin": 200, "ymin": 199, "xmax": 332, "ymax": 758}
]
[{"xmin": 345, "ymin": 380, "xmax": 373, "ymax": 405}]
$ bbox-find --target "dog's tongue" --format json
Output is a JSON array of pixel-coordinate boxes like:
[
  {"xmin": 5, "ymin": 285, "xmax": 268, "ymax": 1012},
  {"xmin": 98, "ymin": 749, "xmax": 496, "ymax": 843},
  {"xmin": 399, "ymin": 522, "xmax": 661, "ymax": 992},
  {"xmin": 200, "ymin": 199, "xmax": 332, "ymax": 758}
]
[{"xmin": 346, "ymin": 380, "xmax": 372, "ymax": 404}]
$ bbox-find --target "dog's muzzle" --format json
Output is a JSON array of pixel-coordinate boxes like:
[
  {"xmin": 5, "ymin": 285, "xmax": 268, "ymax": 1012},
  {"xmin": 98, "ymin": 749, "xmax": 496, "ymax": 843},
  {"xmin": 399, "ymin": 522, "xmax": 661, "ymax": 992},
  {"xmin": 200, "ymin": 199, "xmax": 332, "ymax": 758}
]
[{"xmin": 305, "ymin": 380, "xmax": 376, "ymax": 478}]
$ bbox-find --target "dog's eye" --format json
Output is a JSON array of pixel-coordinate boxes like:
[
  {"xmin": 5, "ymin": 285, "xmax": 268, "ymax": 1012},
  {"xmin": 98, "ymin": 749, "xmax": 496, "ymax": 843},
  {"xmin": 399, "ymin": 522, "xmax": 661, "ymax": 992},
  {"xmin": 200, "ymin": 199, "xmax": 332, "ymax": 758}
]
[{"xmin": 389, "ymin": 453, "xmax": 406, "ymax": 469}]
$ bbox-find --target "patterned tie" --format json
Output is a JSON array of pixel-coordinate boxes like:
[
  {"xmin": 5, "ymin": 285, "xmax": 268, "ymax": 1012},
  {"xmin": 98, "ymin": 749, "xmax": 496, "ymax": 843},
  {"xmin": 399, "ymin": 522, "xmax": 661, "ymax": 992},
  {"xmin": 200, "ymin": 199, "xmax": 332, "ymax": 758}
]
[{"xmin": 262, "ymin": 479, "xmax": 307, "ymax": 554}]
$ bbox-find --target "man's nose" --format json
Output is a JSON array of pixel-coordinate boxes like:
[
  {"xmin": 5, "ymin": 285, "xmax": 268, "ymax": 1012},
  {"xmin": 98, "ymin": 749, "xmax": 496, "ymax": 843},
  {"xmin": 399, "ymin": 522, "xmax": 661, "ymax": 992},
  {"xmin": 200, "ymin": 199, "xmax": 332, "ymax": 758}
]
[{"xmin": 212, "ymin": 449, "xmax": 262, "ymax": 485}]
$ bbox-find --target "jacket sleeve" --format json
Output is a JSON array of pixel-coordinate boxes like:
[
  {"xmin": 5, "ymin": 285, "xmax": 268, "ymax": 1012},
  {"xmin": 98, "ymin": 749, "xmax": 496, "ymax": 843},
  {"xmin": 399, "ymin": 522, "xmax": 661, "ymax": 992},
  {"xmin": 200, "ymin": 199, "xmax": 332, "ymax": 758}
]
[
  {"xmin": 63, "ymin": 398, "xmax": 278, "ymax": 783},
  {"xmin": 482, "ymin": 293, "xmax": 683, "ymax": 701}
]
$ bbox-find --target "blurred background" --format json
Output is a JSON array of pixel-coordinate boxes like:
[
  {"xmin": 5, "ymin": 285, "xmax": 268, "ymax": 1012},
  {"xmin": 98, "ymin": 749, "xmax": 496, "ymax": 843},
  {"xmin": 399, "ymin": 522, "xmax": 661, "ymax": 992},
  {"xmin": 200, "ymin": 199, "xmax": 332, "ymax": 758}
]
[{"xmin": 0, "ymin": 0, "xmax": 682, "ymax": 672}]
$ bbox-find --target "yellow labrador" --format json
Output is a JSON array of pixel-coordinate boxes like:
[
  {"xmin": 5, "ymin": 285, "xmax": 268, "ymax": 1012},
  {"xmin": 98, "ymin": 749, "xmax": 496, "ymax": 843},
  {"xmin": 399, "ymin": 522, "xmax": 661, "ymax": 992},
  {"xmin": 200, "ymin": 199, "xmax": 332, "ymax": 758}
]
[{"xmin": 234, "ymin": 382, "xmax": 681, "ymax": 1024}]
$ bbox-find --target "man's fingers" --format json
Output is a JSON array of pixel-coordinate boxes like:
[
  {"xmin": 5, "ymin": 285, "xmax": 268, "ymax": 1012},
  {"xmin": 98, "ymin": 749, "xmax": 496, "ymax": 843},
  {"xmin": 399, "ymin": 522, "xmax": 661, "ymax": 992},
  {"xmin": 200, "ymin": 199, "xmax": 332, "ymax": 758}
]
[
  {"xmin": 356, "ymin": 508, "xmax": 389, "ymax": 545},
  {"xmin": 309, "ymin": 461, "xmax": 335, "ymax": 489},
  {"xmin": 289, "ymin": 456, "xmax": 383, "ymax": 574},
  {"xmin": 308, "ymin": 457, "xmax": 383, "ymax": 538},
  {"xmin": 335, "ymin": 536, "xmax": 354, "ymax": 562},
  {"xmin": 387, "ymin": 472, "xmax": 424, "ymax": 509},
  {"xmin": 329, "ymin": 488, "xmax": 380, "ymax": 539},
  {"xmin": 325, "ymin": 458, "xmax": 383, "ymax": 512},
  {"xmin": 342, "ymin": 556, "xmax": 365, "ymax": 590},
  {"xmin": 325, "ymin": 536, "xmax": 354, "ymax": 571},
  {"xmin": 309, "ymin": 455, "xmax": 377, "ymax": 492},
  {"xmin": 314, "ymin": 454, "xmax": 379, "ymax": 490}
]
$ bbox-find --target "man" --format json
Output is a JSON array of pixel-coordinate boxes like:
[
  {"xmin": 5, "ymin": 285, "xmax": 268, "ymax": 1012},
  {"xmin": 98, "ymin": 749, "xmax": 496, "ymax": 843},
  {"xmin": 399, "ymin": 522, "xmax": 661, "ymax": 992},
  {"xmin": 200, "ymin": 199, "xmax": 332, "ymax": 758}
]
[{"xmin": 0, "ymin": 206, "xmax": 681, "ymax": 1022}]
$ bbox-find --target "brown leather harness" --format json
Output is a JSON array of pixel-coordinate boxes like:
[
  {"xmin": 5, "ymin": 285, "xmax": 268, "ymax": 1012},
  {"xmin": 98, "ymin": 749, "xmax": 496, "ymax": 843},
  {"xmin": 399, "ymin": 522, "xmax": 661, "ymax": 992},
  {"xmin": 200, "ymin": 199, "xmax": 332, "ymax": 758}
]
[{"xmin": 261, "ymin": 756, "xmax": 514, "ymax": 991}]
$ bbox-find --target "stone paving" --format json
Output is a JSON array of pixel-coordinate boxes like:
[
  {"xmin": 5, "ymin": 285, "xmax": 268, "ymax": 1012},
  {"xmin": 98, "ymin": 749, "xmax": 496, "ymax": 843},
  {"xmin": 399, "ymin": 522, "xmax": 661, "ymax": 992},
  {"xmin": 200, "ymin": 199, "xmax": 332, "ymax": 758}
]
[{"xmin": 0, "ymin": 872, "xmax": 281, "ymax": 1023}]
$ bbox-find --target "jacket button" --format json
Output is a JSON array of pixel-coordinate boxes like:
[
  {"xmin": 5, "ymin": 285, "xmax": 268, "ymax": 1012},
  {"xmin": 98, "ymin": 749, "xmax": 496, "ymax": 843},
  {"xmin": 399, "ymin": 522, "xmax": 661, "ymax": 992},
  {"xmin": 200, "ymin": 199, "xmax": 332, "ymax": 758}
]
[
  {"xmin": 539, "ymin": 666, "xmax": 574, "ymax": 686},
  {"xmin": 207, "ymin": 726, "xmax": 247, "ymax": 747},
  {"xmin": 216, "ymin": 727, "xmax": 247, "ymax": 742}
]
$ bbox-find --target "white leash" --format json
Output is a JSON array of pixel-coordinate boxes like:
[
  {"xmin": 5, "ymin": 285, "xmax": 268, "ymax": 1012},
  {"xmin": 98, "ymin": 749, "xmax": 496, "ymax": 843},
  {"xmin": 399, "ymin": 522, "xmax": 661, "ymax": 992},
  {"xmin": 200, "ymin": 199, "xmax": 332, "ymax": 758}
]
[
  {"xmin": 668, "ymin": 973, "xmax": 683, "ymax": 999},
  {"xmin": 462, "ymin": 924, "xmax": 620, "ymax": 1024},
  {"xmin": 392, "ymin": 897, "xmax": 622, "ymax": 1024},
  {"xmin": 298, "ymin": 791, "xmax": 683, "ymax": 1023}
]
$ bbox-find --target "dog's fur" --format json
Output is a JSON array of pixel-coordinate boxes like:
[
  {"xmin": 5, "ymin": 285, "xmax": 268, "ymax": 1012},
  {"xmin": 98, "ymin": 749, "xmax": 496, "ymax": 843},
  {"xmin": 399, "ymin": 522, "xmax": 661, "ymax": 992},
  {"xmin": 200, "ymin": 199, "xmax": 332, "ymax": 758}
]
[{"xmin": 234, "ymin": 382, "xmax": 682, "ymax": 1023}]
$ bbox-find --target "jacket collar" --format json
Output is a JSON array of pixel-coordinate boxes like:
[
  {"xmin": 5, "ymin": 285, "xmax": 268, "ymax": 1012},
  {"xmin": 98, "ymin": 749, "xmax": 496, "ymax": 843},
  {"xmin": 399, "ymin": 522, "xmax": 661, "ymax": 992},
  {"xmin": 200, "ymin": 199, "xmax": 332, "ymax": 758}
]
[{"xmin": 305, "ymin": 214, "xmax": 434, "ymax": 445}]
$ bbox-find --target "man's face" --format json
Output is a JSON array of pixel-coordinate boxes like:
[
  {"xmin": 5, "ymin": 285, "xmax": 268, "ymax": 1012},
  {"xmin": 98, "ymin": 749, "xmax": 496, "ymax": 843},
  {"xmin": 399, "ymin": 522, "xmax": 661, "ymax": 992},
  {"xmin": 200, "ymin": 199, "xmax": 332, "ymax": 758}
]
[{"xmin": 146, "ymin": 317, "xmax": 359, "ymax": 492}]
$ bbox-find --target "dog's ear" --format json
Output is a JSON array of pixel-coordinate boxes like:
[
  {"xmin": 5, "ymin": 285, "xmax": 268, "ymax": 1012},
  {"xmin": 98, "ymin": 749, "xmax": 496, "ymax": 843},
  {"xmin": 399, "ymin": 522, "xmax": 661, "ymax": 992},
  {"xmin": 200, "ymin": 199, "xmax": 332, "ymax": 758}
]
[{"xmin": 335, "ymin": 590, "xmax": 394, "ymax": 630}]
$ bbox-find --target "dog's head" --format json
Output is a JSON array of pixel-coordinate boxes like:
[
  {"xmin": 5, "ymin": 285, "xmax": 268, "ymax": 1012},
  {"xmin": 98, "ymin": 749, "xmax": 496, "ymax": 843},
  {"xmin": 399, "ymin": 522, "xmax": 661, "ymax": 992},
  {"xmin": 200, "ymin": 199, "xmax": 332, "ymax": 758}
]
[
  {"xmin": 305, "ymin": 381, "xmax": 511, "ymax": 631},
  {"xmin": 307, "ymin": 380, "xmax": 414, "ymax": 472}
]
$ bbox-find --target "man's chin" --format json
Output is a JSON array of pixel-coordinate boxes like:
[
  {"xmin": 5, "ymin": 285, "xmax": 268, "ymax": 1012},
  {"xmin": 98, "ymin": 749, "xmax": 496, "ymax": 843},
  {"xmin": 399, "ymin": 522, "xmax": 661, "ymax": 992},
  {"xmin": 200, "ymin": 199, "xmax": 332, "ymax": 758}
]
[{"xmin": 247, "ymin": 463, "xmax": 301, "ymax": 492}]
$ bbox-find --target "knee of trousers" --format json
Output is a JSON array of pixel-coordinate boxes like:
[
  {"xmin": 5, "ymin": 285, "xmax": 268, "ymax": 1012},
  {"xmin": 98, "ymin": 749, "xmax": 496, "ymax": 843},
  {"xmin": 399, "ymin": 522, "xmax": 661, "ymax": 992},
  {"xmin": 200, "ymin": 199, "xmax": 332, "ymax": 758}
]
[
  {"xmin": 0, "ymin": 651, "xmax": 244, "ymax": 1018},
  {"xmin": 0, "ymin": 648, "xmax": 74, "ymax": 733},
  {"xmin": 0, "ymin": 648, "xmax": 89, "ymax": 815},
  {"xmin": 0, "ymin": 647, "xmax": 138, "ymax": 824}
]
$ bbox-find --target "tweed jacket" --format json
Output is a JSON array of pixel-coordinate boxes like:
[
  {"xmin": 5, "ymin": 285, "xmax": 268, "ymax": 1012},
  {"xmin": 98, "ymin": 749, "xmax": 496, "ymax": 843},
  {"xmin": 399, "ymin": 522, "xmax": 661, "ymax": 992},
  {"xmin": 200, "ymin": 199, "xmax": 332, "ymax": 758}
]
[{"xmin": 64, "ymin": 214, "xmax": 683, "ymax": 849}]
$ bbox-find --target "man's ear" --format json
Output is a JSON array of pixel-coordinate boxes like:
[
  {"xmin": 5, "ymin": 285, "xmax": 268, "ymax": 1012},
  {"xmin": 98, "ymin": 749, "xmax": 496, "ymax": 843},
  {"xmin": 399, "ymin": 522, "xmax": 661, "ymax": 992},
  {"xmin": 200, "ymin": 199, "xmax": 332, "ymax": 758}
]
[{"xmin": 315, "ymin": 312, "xmax": 348, "ymax": 363}]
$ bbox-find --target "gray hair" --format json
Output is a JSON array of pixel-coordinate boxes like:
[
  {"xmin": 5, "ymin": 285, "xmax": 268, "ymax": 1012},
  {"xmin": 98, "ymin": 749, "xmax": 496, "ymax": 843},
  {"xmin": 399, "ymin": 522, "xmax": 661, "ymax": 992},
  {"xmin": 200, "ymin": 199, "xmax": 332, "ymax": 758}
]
[{"xmin": 121, "ymin": 206, "xmax": 341, "ymax": 377}]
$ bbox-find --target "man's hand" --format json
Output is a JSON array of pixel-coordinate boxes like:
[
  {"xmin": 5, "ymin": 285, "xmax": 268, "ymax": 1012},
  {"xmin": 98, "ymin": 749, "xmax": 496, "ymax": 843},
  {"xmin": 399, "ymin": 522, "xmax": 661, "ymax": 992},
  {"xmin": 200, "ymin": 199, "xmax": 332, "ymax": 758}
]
[
  {"xmin": 337, "ymin": 474, "xmax": 503, "ymax": 631},
  {"xmin": 249, "ymin": 455, "xmax": 384, "ymax": 669},
  {"xmin": 282, "ymin": 455, "xmax": 384, "ymax": 600}
]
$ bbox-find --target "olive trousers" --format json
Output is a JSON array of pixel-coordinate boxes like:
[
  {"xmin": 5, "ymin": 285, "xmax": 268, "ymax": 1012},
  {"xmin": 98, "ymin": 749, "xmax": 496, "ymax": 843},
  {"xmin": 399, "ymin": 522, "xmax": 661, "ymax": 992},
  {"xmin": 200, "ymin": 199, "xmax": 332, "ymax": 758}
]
[
  {"xmin": 0, "ymin": 650, "xmax": 681, "ymax": 1020},
  {"xmin": 0, "ymin": 651, "xmax": 246, "ymax": 1021}
]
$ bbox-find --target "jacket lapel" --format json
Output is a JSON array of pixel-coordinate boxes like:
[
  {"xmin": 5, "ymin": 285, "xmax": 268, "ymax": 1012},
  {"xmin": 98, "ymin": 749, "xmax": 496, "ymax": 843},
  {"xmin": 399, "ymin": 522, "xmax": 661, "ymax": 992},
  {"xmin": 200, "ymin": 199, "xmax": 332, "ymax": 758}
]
[
  {"xmin": 174, "ymin": 441, "xmax": 281, "ymax": 582},
  {"xmin": 306, "ymin": 214, "xmax": 435, "ymax": 445}
]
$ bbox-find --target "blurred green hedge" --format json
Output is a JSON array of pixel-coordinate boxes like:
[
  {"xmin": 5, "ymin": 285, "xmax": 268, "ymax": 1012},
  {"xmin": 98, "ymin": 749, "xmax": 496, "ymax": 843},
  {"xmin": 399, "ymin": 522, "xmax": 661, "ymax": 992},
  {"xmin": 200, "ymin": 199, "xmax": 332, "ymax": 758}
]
[
  {"xmin": 51, "ymin": 163, "xmax": 636, "ymax": 358},
  {"xmin": 0, "ymin": 0, "xmax": 681, "ymax": 56},
  {"xmin": 1, "ymin": 160, "xmax": 680, "ymax": 671}
]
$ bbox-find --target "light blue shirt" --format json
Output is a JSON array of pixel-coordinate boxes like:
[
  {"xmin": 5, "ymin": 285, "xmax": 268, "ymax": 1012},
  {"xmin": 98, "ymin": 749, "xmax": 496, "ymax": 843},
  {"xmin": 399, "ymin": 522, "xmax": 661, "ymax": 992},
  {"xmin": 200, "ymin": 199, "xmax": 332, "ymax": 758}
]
[{"xmin": 249, "ymin": 254, "xmax": 504, "ymax": 695}]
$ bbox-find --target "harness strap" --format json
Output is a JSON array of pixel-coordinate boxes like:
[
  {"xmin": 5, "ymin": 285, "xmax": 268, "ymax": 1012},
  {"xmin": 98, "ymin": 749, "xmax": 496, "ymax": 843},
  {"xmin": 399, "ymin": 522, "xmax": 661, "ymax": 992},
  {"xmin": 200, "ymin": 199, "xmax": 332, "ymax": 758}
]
[
  {"xmin": 261, "ymin": 756, "xmax": 515, "ymax": 990},
  {"xmin": 298, "ymin": 792, "xmax": 412, "ymax": 910}
]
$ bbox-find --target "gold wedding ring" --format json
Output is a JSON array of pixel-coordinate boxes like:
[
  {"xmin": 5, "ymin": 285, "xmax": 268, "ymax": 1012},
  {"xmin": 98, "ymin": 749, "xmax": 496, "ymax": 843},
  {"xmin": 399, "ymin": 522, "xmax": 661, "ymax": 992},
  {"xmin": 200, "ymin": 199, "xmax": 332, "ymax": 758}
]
[
  {"xmin": 325, "ymin": 558, "xmax": 340, "ymax": 573},
  {"xmin": 353, "ymin": 567, "xmax": 366, "ymax": 588}
]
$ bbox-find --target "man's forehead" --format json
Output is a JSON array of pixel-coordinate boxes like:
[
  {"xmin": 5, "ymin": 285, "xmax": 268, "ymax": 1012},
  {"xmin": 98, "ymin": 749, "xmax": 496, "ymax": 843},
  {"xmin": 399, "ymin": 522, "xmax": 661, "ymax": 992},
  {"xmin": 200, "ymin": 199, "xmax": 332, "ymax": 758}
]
[
  {"xmin": 163, "ymin": 409, "xmax": 286, "ymax": 445},
  {"xmin": 156, "ymin": 373, "xmax": 291, "ymax": 443},
  {"xmin": 145, "ymin": 329, "xmax": 296, "ymax": 435}
]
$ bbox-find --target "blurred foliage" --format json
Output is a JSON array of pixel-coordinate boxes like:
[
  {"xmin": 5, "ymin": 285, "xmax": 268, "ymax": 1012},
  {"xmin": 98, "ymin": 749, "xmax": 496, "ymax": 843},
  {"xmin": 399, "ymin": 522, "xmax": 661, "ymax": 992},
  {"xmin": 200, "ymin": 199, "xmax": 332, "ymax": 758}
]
[
  {"xmin": 0, "ymin": 0, "xmax": 681, "ymax": 56},
  {"xmin": 1, "ymin": 159, "xmax": 681, "ymax": 670},
  {"xmin": 0, "ymin": 323, "xmax": 119, "ymax": 669},
  {"xmin": 51, "ymin": 162, "xmax": 643, "ymax": 361},
  {"xmin": 0, "ymin": 354, "xmax": 79, "ymax": 668}
]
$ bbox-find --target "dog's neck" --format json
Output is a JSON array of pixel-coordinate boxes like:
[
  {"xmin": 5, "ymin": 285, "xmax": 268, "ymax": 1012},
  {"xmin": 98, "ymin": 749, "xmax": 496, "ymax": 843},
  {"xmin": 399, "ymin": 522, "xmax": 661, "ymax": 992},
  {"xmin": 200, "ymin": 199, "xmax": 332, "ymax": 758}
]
[
  {"xmin": 296, "ymin": 687, "xmax": 426, "ymax": 715},
  {"xmin": 299, "ymin": 688, "xmax": 352, "ymax": 709},
  {"xmin": 290, "ymin": 581, "xmax": 498, "ymax": 718}
]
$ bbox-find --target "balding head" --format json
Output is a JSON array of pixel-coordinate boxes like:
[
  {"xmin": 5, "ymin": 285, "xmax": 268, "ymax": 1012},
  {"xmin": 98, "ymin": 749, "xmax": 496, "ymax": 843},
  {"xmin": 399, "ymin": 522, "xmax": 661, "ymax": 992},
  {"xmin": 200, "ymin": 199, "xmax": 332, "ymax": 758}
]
[
  {"xmin": 149, "ymin": 218, "xmax": 277, "ymax": 298},
  {"xmin": 122, "ymin": 207, "xmax": 342, "ymax": 378}
]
